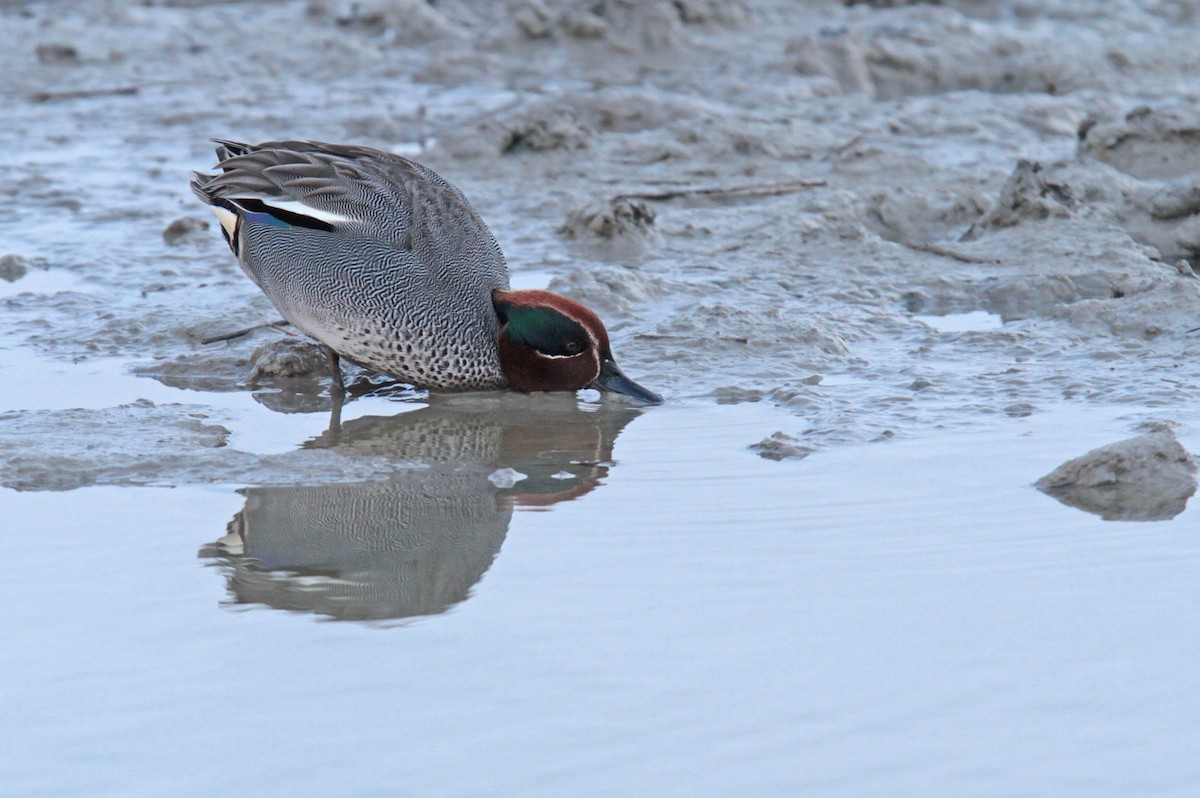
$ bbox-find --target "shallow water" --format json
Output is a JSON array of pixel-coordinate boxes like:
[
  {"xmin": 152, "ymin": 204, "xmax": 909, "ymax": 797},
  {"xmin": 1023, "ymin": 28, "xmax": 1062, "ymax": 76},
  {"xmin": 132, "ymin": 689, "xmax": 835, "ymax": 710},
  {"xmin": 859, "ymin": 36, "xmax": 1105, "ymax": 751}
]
[
  {"xmin": 0, "ymin": 269, "xmax": 80, "ymax": 299},
  {"xmin": 2, "ymin": 390, "xmax": 1198, "ymax": 797},
  {"xmin": 914, "ymin": 310, "xmax": 1003, "ymax": 333}
]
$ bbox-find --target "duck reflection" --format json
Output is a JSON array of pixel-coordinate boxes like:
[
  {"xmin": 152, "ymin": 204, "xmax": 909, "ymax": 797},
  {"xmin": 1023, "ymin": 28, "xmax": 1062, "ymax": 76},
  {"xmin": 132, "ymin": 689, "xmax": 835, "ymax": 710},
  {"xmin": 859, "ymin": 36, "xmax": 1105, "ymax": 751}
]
[{"xmin": 200, "ymin": 396, "xmax": 643, "ymax": 622}]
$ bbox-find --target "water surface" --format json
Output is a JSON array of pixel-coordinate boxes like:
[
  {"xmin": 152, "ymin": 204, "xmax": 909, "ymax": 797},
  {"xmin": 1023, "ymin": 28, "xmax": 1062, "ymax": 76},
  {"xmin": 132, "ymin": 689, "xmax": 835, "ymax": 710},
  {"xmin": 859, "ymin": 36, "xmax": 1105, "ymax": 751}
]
[{"xmin": 2, "ymin": 398, "xmax": 1196, "ymax": 797}]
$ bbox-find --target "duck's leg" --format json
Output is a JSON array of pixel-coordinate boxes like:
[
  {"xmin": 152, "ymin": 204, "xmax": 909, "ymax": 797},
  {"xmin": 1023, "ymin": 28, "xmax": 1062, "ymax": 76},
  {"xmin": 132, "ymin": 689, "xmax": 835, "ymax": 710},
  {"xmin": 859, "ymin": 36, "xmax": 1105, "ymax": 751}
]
[
  {"xmin": 327, "ymin": 381, "xmax": 345, "ymax": 438},
  {"xmin": 324, "ymin": 345, "xmax": 345, "ymax": 393}
]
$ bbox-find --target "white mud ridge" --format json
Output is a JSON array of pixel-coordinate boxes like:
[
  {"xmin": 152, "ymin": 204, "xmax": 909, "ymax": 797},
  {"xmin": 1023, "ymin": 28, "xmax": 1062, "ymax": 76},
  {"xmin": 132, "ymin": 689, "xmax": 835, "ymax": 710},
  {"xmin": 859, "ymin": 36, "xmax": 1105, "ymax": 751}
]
[{"xmin": 3, "ymin": 0, "xmax": 1200, "ymax": 489}]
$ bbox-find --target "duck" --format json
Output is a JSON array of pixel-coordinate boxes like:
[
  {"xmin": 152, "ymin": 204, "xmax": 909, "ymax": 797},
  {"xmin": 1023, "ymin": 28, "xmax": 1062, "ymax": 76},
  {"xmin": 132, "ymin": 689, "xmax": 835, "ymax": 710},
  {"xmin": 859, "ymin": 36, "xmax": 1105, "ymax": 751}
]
[{"xmin": 190, "ymin": 139, "xmax": 661, "ymax": 404}]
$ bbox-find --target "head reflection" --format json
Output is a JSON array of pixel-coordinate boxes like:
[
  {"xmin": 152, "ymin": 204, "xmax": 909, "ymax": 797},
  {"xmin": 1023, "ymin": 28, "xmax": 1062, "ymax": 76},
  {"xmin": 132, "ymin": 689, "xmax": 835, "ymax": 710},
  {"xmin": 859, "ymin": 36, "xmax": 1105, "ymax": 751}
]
[{"xmin": 201, "ymin": 397, "xmax": 642, "ymax": 622}]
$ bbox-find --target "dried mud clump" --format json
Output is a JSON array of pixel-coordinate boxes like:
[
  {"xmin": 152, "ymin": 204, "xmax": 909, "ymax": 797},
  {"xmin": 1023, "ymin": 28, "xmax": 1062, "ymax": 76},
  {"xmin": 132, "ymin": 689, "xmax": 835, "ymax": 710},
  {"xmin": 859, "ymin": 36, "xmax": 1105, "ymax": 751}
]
[
  {"xmin": 513, "ymin": 0, "xmax": 748, "ymax": 41},
  {"xmin": 513, "ymin": 1, "xmax": 555, "ymax": 37},
  {"xmin": 35, "ymin": 42, "xmax": 80, "ymax": 65},
  {"xmin": 306, "ymin": 0, "xmax": 459, "ymax": 43},
  {"xmin": 505, "ymin": 0, "xmax": 753, "ymax": 49},
  {"xmin": 249, "ymin": 338, "xmax": 329, "ymax": 382},
  {"xmin": 1036, "ymin": 432, "xmax": 1198, "ymax": 521},
  {"xmin": 444, "ymin": 101, "xmax": 592, "ymax": 157},
  {"xmin": 161, "ymin": 216, "xmax": 209, "ymax": 246},
  {"xmin": 0, "ymin": 253, "xmax": 30, "ymax": 282},
  {"xmin": 501, "ymin": 109, "xmax": 591, "ymax": 153},
  {"xmin": 750, "ymin": 431, "xmax": 814, "ymax": 461},
  {"xmin": 961, "ymin": 160, "xmax": 1073, "ymax": 240},
  {"xmin": 670, "ymin": 0, "xmax": 751, "ymax": 25},
  {"xmin": 558, "ymin": 197, "xmax": 660, "ymax": 256}
]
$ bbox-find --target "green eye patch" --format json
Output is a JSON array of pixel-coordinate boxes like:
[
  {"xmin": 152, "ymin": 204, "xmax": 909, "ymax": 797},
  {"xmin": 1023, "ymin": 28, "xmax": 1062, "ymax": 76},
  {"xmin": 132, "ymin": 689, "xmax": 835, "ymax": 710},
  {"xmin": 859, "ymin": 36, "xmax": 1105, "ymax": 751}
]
[{"xmin": 496, "ymin": 303, "xmax": 589, "ymax": 357}]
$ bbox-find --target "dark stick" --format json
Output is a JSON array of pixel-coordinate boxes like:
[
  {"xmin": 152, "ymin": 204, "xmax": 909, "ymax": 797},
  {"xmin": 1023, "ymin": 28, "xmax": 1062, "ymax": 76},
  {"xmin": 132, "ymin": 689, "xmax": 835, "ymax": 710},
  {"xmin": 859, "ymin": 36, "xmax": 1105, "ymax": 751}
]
[
  {"xmin": 29, "ymin": 86, "xmax": 139, "ymax": 103},
  {"xmin": 199, "ymin": 320, "xmax": 292, "ymax": 345},
  {"xmin": 617, "ymin": 179, "xmax": 826, "ymax": 203}
]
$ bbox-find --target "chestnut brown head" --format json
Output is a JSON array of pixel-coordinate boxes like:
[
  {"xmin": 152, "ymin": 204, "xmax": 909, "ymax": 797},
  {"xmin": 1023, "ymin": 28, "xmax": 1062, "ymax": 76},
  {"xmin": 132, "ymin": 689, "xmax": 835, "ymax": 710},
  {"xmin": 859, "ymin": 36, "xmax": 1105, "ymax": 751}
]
[{"xmin": 492, "ymin": 289, "xmax": 662, "ymax": 404}]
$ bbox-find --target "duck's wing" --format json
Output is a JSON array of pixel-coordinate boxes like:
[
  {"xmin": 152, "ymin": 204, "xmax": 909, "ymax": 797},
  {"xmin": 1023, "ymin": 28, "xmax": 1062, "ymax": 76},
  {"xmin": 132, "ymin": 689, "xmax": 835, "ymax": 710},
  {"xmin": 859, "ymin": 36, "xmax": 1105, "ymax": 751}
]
[{"xmin": 190, "ymin": 140, "xmax": 506, "ymax": 279}]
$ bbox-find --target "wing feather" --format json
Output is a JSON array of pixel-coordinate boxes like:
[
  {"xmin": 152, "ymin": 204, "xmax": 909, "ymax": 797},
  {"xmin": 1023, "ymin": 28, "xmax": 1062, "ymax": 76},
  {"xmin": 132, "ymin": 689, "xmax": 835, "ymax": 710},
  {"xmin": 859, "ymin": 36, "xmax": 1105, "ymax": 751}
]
[{"xmin": 191, "ymin": 139, "xmax": 507, "ymax": 286}]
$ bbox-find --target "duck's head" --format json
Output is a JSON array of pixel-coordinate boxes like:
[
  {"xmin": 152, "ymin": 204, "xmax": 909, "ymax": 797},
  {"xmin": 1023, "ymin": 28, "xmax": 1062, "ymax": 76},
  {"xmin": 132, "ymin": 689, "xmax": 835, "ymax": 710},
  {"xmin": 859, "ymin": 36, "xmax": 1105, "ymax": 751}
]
[{"xmin": 492, "ymin": 289, "xmax": 663, "ymax": 405}]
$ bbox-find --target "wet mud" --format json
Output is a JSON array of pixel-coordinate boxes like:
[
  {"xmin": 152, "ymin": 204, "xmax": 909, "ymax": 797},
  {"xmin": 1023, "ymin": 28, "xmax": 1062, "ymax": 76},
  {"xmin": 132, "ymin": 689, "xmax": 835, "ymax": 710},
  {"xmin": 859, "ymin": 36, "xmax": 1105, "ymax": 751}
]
[{"xmin": 3, "ymin": 0, "xmax": 1200, "ymax": 487}]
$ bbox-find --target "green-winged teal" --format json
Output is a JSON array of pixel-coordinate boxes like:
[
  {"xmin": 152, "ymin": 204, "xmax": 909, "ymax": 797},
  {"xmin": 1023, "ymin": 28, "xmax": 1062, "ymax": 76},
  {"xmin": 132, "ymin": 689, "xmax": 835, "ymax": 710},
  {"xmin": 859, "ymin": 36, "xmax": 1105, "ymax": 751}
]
[{"xmin": 191, "ymin": 140, "xmax": 661, "ymax": 403}]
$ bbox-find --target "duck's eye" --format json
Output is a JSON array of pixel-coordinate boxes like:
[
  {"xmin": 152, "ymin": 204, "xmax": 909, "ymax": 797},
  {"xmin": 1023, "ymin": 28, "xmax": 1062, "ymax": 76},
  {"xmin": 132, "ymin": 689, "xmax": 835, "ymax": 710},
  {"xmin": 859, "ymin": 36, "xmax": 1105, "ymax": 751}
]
[{"xmin": 535, "ymin": 337, "xmax": 586, "ymax": 359}]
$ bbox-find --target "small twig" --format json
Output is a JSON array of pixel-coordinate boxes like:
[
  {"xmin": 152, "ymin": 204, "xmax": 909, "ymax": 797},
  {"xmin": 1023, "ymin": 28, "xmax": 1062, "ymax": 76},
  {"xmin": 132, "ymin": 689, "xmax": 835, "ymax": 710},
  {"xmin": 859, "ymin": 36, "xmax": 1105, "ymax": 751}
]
[
  {"xmin": 897, "ymin": 239, "xmax": 999, "ymax": 265},
  {"xmin": 827, "ymin": 132, "xmax": 866, "ymax": 158},
  {"xmin": 269, "ymin": 323, "xmax": 300, "ymax": 337},
  {"xmin": 29, "ymin": 86, "xmax": 139, "ymax": 103},
  {"xmin": 618, "ymin": 178, "xmax": 826, "ymax": 203},
  {"xmin": 629, "ymin": 179, "xmax": 693, "ymax": 186},
  {"xmin": 200, "ymin": 319, "xmax": 292, "ymax": 345}
]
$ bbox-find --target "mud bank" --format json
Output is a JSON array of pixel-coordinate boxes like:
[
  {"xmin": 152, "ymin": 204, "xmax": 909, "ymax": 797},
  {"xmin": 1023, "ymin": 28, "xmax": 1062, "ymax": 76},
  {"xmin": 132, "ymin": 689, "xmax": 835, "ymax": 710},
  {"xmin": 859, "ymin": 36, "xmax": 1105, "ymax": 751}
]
[{"xmin": 3, "ymin": 0, "xmax": 1200, "ymax": 486}]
